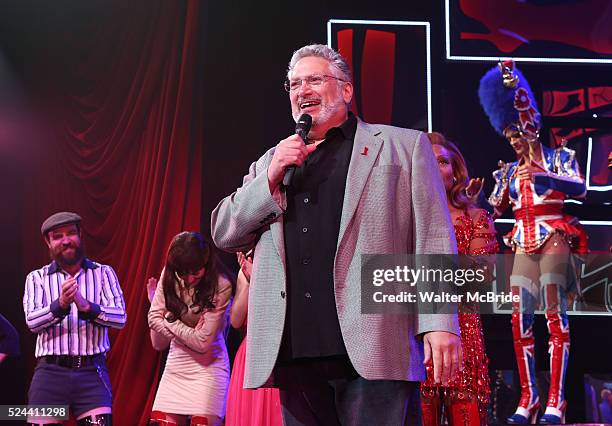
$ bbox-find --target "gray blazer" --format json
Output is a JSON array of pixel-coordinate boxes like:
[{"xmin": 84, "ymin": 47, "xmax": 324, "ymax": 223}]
[{"xmin": 211, "ymin": 120, "xmax": 459, "ymax": 388}]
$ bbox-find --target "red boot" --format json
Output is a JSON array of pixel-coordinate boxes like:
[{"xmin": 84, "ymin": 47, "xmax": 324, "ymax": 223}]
[
  {"xmin": 446, "ymin": 396, "xmax": 482, "ymax": 426},
  {"xmin": 540, "ymin": 279, "xmax": 570, "ymax": 424},
  {"xmin": 150, "ymin": 411, "xmax": 178, "ymax": 426},
  {"xmin": 508, "ymin": 281, "xmax": 540, "ymax": 424},
  {"xmin": 190, "ymin": 416, "xmax": 209, "ymax": 426},
  {"xmin": 421, "ymin": 362, "xmax": 443, "ymax": 426}
]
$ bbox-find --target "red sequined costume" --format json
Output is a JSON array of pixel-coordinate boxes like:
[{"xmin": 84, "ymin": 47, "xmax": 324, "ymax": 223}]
[{"xmin": 421, "ymin": 209, "xmax": 498, "ymax": 426}]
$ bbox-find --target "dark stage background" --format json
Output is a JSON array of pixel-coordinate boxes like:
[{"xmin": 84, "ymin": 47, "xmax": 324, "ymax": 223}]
[{"xmin": 0, "ymin": 1, "xmax": 610, "ymax": 425}]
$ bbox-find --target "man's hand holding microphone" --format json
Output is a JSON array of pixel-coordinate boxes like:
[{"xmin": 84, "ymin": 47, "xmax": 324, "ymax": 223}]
[{"xmin": 267, "ymin": 114, "xmax": 315, "ymax": 192}]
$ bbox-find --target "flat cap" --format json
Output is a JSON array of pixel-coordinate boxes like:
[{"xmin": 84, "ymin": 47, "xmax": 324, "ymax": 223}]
[{"xmin": 41, "ymin": 212, "xmax": 82, "ymax": 236}]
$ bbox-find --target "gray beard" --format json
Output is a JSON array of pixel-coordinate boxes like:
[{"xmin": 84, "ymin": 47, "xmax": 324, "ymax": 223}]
[{"xmin": 293, "ymin": 99, "xmax": 348, "ymax": 129}]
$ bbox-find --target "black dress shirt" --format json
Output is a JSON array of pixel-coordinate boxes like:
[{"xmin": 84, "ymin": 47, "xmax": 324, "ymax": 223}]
[{"xmin": 280, "ymin": 113, "xmax": 357, "ymax": 361}]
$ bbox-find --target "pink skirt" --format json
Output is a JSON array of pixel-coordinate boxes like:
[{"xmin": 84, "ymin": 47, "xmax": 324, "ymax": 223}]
[{"xmin": 225, "ymin": 337, "xmax": 283, "ymax": 426}]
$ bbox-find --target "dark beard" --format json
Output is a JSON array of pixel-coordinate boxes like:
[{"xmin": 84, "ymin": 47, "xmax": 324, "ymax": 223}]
[{"xmin": 51, "ymin": 244, "xmax": 85, "ymax": 267}]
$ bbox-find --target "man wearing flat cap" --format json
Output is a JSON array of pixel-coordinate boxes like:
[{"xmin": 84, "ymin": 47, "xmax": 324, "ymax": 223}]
[{"xmin": 23, "ymin": 212, "xmax": 126, "ymax": 426}]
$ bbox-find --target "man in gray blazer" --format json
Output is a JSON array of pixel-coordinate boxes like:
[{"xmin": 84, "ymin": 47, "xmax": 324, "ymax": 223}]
[{"xmin": 212, "ymin": 44, "xmax": 461, "ymax": 425}]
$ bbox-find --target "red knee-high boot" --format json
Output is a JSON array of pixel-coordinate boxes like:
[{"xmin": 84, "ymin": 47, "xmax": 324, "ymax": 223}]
[
  {"xmin": 149, "ymin": 411, "xmax": 177, "ymax": 426},
  {"xmin": 446, "ymin": 396, "xmax": 482, "ymax": 426},
  {"xmin": 508, "ymin": 279, "xmax": 540, "ymax": 424},
  {"xmin": 540, "ymin": 278, "xmax": 570, "ymax": 424},
  {"xmin": 421, "ymin": 392, "xmax": 443, "ymax": 426},
  {"xmin": 421, "ymin": 361, "xmax": 443, "ymax": 426}
]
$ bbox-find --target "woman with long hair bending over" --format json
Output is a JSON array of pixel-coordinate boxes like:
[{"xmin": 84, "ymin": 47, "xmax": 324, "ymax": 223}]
[
  {"xmin": 147, "ymin": 232, "xmax": 232, "ymax": 426},
  {"xmin": 421, "ymin": 132, "xmax": 498, "ymax": 426}
]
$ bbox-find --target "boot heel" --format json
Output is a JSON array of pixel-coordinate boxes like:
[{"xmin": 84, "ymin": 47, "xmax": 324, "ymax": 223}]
[
  {"xmin": 507, "ymin": 400, "xmax": 540, "ymax": 424},
  {"xmin": 539, "ymin": 400, "xmax": 567, "ymax": 424}
]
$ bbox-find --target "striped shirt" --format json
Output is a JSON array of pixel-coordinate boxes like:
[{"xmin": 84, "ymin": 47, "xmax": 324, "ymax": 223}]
[{"xmin": 23, "ymin": 258, "xmax": 127, "ymax": 357}]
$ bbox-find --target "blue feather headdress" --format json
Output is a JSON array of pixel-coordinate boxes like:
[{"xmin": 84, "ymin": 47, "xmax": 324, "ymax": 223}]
[{"xmin": 478, "ymin": 60, "xmax": 541, "ymax": 140}]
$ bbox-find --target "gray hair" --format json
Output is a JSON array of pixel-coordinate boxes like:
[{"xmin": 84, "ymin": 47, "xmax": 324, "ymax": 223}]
[{"xmin": 287, "ymin": 44, "xmax": 353, "ymax": 83}]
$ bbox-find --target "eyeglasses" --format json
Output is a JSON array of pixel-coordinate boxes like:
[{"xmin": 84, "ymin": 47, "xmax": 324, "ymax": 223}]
[{"xmin": 284, "ymin": 74, "xmax": 347, "ymax": 92}]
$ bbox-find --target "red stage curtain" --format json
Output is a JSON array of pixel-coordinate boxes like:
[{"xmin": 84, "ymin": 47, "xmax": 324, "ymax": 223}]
[{"xmin": 18, "ymin": 1, "xmax": 203, "ymax": 424}]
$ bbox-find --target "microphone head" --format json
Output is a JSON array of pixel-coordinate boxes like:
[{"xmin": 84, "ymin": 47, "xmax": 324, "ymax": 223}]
[{"xmin": 296, "ymin": 113, "xmax": 312, "ymax": 134}]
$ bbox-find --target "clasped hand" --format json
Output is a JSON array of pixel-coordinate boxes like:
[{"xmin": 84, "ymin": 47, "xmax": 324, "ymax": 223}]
[{"xmin": 59, "ymin": 277, "xmax": 90, "ymax": 311}]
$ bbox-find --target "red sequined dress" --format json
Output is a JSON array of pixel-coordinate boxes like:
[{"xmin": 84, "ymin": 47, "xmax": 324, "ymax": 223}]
[{"xmin": 421, "ymin": 209, "xmax": 498, "ymax": 426}]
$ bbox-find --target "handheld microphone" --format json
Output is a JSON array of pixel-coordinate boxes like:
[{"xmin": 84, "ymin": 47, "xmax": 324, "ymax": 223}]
[{"xmin": 282, "ymin": 113, "xmax": 312, "ymax": 187}]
